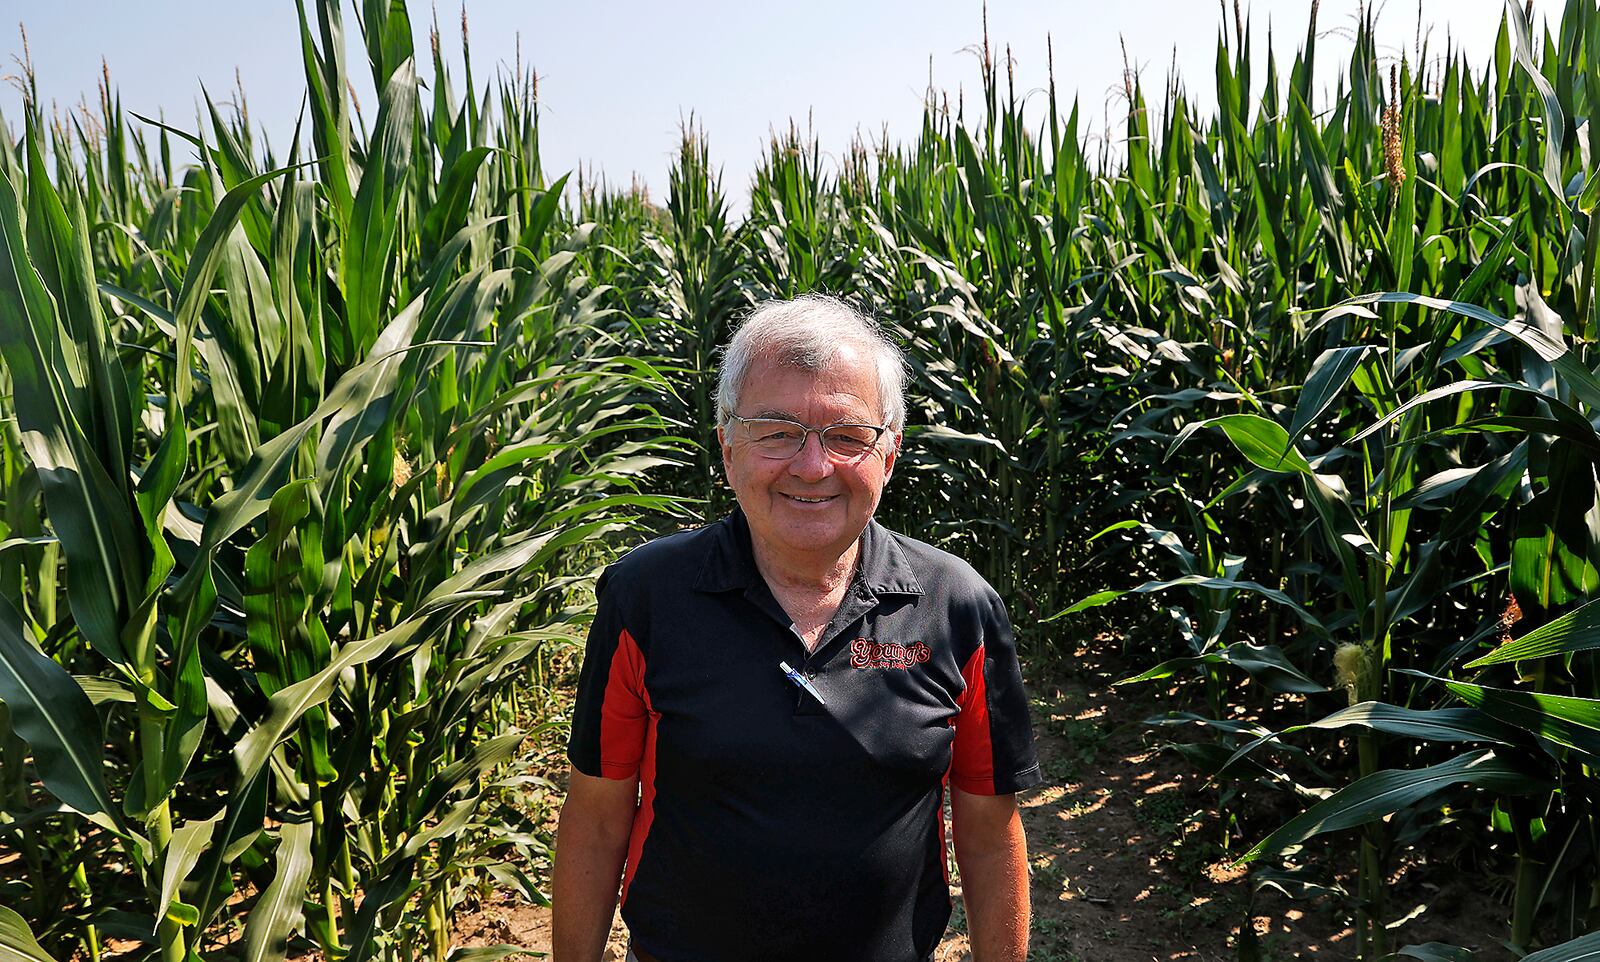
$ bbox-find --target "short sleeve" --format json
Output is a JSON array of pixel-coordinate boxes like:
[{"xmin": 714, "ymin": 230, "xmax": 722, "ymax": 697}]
[
  {"xmin": 567, "ymin": 565, "xmax": 650, "ymax": 779},
  {"xmin": 950, "ymin": 591, "xmax": 1042, "ymax": 795}
]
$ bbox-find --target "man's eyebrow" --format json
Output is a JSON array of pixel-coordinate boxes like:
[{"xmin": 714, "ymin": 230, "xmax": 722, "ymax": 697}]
[{"xmin": 750, "ymin": 410, "xmax": 873, "ymax": 425}]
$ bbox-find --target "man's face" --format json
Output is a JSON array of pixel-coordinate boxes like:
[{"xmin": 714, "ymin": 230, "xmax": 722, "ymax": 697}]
[{"xmin": 719, "ymin": 345, "xmax": 899, "ymax": 568}]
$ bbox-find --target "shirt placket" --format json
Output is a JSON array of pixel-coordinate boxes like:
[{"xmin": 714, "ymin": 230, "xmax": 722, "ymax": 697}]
[
  {"xmin": 807, "ymin": 580, "xmax": 879, "ymax": 669},
  {"xmin": 744, "ymin": 577, "xmax": 881, "ymax": 716},
  {"xmin": 791, "ymin": 581, "xmax": 881, "ymax": 713}
]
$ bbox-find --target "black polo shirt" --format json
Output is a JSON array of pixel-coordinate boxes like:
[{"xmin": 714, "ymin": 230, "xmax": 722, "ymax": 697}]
[{"xmin": 568, "ymin": 509, "xmax": 1041, "ymax": 962}]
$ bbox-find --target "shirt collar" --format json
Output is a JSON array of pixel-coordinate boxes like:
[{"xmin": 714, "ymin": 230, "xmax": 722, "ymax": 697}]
[{"xmin": 694, "ymin": 507, "xmax": 924, "ymax": 598}]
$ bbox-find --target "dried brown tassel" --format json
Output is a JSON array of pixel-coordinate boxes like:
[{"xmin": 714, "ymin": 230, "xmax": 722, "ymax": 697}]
[{"xmin": 1382, "ymin": 64, "xmax": 1406, "ymax": 195}]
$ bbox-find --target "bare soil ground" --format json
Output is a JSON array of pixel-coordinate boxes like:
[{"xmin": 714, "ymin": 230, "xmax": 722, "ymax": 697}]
[{"xmin": 456, "ymin": 640, "xmax": 1518, "ymax": 962}]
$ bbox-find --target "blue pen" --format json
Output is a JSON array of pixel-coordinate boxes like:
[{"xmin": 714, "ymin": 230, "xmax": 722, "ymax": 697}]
[{"xmin": 779, "ymin": 660, "xmax": 826, "ymax": 705}]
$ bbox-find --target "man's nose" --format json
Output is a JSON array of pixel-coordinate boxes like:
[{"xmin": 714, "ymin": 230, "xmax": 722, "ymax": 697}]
[{"xmin": 789, "ymin": 431, "xmax": 834, "ymax": 481}]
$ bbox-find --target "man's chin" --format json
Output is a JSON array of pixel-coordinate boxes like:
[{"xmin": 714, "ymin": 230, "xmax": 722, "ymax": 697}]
[{"xmin": 773, "ymin": 522, "xmax": 867, "ymax": 557}]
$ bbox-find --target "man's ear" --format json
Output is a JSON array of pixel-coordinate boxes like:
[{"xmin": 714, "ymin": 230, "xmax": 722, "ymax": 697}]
[{"xmin": 883, "ymin": 432, "xmax": 902, "ymax": 479}]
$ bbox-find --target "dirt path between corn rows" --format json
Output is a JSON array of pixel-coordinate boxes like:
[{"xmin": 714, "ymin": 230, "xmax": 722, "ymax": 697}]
[{"xmin": 456, "ymin": 642, "xmax": 1513, "ymax": 962}]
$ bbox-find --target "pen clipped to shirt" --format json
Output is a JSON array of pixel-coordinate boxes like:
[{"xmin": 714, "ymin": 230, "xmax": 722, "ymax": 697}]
[{"xmin": 779, "ymin": 660, "xmax": 826, "ymax": 705}]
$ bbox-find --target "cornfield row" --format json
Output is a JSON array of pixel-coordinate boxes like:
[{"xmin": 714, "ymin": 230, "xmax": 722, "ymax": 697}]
[{"xmin": 3, "ymin": 0, "xmax": 1600, "ymax": 959}]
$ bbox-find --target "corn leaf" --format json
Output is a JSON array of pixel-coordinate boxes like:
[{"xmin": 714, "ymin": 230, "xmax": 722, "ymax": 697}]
[
  {"xmin": 1238, "ymin": 750, "xmax": 1543, "ymax": 864},
  {"xmin": 242, "ymin": 820, "xmax": 315, "ymax": 962},
  {"xmin": 1466, "ymin": 594, "xmax": 1600, "ymax": 666},
  {"xmin": 1522, "ymin": 930, "xmax": 1600, "ymax": 962},
  {"xmin": 0, "ymin": 906, "xmax": 58, "ymax": 962},
  {"xmin": 0, "ymin": 594, "xmax": 128, "ymax": 840},
  {"xmin": 1402, "ymin": 670, "xmax": 1600, "ymax": 756}
]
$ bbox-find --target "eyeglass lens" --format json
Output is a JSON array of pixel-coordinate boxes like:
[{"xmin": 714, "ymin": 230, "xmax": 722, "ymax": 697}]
[{"xmin": 741, "ymin": 419, "xmax": 880, "ymax": 458}]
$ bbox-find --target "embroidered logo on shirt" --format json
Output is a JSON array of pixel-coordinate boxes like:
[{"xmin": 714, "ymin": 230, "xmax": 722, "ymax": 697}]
[{"xmin": 850, "ymin": 638, "xmax": 931, "ymax": 670}]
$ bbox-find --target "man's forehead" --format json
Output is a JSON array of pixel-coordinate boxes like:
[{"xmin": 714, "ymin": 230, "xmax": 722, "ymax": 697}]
[
  {"xmin": 740, "ymin": 364, "xmax": 881, "ymax": 416},
  {"xmin": 747, "ymin": 346, "xmax": 875, "ymax": 389}
]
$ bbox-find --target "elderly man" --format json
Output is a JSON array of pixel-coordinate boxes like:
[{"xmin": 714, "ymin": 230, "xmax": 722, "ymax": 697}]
[{"xmin": 553, "ymin": 295, "xmax": 1041, "ymax": 962}]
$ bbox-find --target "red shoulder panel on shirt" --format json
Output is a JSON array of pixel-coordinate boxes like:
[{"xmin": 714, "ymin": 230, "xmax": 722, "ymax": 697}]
[
  {"xmin": 951, "ymin": 644, "xmax": 997, "ymax": 795},
  {"xmin": 598, "ymin": 628, "xmax": 649, "ymax": 779}
]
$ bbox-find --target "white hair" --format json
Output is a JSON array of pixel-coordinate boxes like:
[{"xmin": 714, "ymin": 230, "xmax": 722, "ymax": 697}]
[{"xmin": 715, "ymin": 294, "xmax": 907, "ymax": 433}]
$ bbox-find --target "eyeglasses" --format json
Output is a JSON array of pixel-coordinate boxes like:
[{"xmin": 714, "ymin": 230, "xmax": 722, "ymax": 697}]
[{"xmin": 726, "ymin": 413, "xmax": 890, "ymax": 460}]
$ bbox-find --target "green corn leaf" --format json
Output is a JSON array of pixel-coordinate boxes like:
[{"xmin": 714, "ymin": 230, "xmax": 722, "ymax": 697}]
[
  {"xmin": 200, "ymin": 94, "xmax": 273, "ymax": 252},
  {"xmin": 155, "ymin": 813, "xmax": 221, "ymax": 927},
  {"xmin": 343, "ymin": 856, "xmax": 419, "ymax": 962},
  {"xmin": 421, "ymin": 145, "xmax": 494, "ymax": 254},
  {"xmin": 1397, "ymin": 944, "xmax": 1475, "ymax": 962},
  {"xmin": 411, "ymin": 730, "xmax": 523, "ymax": 824},
  {"xmin": 0, "ymin": 165, "xmax": 140, "ymax": 666},
  {"xmin": 243, "ymin": 479, "xmax": 319, "ymax": 695},
  {"xmin": 185, "ymin": 310, "xmax": 431, "ymax": 573},
  {"xmin": 0, "ymin": 594, "xmax": 129, "ymax": 841},
  {"xmin": 1506, "ymin": 0, "xmax": 1566, "ymax": 201},
  {"xmin": 1510, "ymin": 438, "xmax": 1600, "ymax": 620},
  {"xmin": 293, "ymin": 0, "xmax": 353, "ymax": 215},
  {"xmin": 232, "ymin": 613, "xmax": 436, "ymax": 791},
  {"xmin": 418, "ymin": 519, "xmax": 621, "ymax": 612},
  {"xmin": 190, "ymin": 772, "xmax": 269, "ymax": 930},
  {"xmin": 0, "ymin": 905, "xmax": 58, "ymax": 962},
  {"xmin": 133, "ymin": 403, "xmax": 187, "ymax": 597},
  {"xmin": 1115, "ymin": 641, "xmax": 1327, "ymax": 694},
  {"xmin": 1086, "ymin": 520, "xmax": 1200, "ymax": 572},
  {"xmin": 1578, "ymin": 169, "xmax": 1600, "ymax": 214},
  {"xmin": 151, "ymin": 559, "xmax": 214, "ymax": 811},
  {"xmin": 1350, "ymin": 379, "xmax": 1590, "ymax": 444},
  {"xmin": 74, "ymin": 676, "xmax": 135, "ymax": 706},
  {"xmin": 241, "ymin": 480, "xmax": 336, "ymax": 784},
  {"xmin": 200, "ymin": 211, "xmax": 277, "ymax": 469},
  {"xmin": 264, "ymin": 175, "xmax": 323, "ymax": 422},
  {"xmin": 1449, "ymin": 210, "xmax": 1521, "ymax": 305},
  {"xmin": 1289, "ymin": 90, "xmax": 1354, "ymax": 284},
  {"xmin": 1437, "ymin": 442, "xmax": 1528, "ymax": 546},
  {"xmin": 22, "ymin": 126, "xmax": 132, "ymax": 482},
  {"xmin": 907, "ymin": 423, "xmax": 1009, "ymax": 453},
  {"xmin": 445, "ymin": 947, "xmax": 538, "ymax": 962},
  {"xmin": 1289, "ymin": 702, "xmax": 1529, "ymax": 746},
  {"xmin": 171, "ymin": 164, "xmax": 305, "ymax": 408},
  {"xmin": 1466, "ymin": 594, "xmax": 1600, "ymax": 667},
  {"xmin": 242, "ymin": 820, "xmax": 315, "ymax": 962},
  {"xmin": 516, "ymin": 172, "xmax": 573, "ymax": 263},
  {"xmin": 97, "ymin": 281, "xmax": 178, "ymax": 336},
  {"xmin": 1290, "ymin": 346, "xmax": 1373, "ymax": 441},
  {"xmin": 1238, "ymin": 750, "xmax": 1543, "ymax": 864},
  {"xmin": 398, "ymin": 794, "xmax": 482, "ymax": 860},
  {"xmin": 1521, "ymin": 930, "xmax": 1600, "ymax": 962},
  {"xmin": 1053, "ymin": 575, "xmax": 1327, "ymax": 637},
  {"xmin": 1171, "ymin": 414, "xmax": 1313, "ymax": 475},
  {"xmin": 1335, "ymin": 292, "xmax": 1600, "ymax": 411},
  {"xmin": 1401, "ymin": 670, "xmax": 1600, "ymax": 756},
  {"xmin": 342, "ymin": 58, "xmax": 417, "ymax": 354},
  {"xmin": 314, "ymin": 295, "xmax": 428, "ymax": 500},
  {"xmin": 1218, "ymin": 703, "xmax": 1531, "ymax": 776},
  {"xmin": 361, "ymin": 0, "xmax": 414, "ymax": 89}
]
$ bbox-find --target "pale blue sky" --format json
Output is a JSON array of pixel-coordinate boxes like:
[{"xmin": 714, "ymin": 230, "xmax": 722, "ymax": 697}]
[{"xmin": 0, "ymin": 1, "xmax": 1556, "ymax": 204}]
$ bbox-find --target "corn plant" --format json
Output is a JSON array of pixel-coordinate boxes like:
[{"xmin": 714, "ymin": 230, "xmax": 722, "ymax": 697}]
[{"xmin": 0, "ymin": 0, "xmax": 685, "ymax": 957}]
